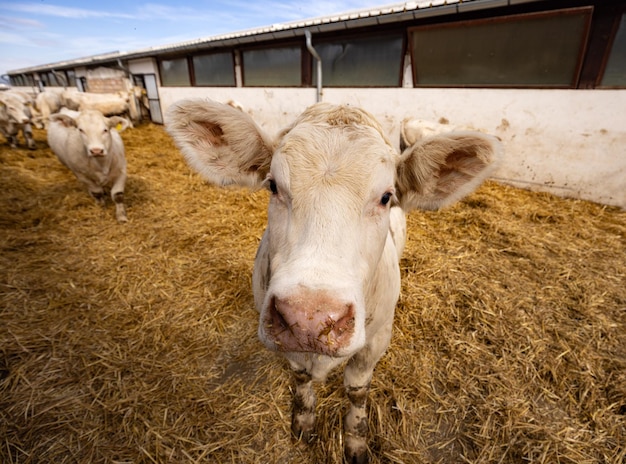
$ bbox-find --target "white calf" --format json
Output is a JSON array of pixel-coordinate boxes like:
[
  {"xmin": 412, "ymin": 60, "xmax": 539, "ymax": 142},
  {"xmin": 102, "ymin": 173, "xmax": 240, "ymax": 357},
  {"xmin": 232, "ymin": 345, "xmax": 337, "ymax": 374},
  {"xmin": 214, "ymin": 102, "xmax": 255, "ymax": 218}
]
[
  {"xmin": 35, "ymin": 89, "xmax": 64, "ymax": 128},
  {"xmin": 166, "ymin": 100, "xmax": 502, "ymax": 463},
  {"xmin": 48, "ymin": 110, "xmax": 130, "ymax": 222}
]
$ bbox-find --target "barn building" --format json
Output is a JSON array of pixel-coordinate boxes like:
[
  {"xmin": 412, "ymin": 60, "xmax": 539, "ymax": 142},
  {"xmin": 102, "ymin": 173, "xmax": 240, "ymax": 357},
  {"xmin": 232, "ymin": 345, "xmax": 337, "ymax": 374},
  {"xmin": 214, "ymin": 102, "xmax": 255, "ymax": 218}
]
[{"xmin": 5, "ymin": 0, "xmax": 626, "ymax": 208}]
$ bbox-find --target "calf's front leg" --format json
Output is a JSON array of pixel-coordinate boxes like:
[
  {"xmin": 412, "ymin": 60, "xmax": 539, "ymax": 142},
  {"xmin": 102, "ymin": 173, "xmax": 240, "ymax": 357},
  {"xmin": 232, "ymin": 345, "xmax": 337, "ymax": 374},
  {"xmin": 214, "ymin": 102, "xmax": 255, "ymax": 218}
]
[
  {"xmin": 343, "ymin": 356, "xmax": 373, "ymax": 464},
  {"xmin": 342, "ymin": 322, "xmax": 393, "ymax": 464},
  {"xmin": 110, "ymin": 173, "xmax": 127, "ymax": 223},
  {"xmin": 89, "ymin": 188, "xmax": 106, "ymax": 206},
  {"xmin": 112, "ymin": 191, "xmax": 127, "ymax": 223},
  {"xmin": 291, "ymin": 369, "xmax": 316, "ymax": 442},
  {"xmin": 23, "ymin": 124, "xmax": 36, "ymax": 150},
  {"xmin": 8, "ymin": 134, "xmax": 18, "ymax": 148}
]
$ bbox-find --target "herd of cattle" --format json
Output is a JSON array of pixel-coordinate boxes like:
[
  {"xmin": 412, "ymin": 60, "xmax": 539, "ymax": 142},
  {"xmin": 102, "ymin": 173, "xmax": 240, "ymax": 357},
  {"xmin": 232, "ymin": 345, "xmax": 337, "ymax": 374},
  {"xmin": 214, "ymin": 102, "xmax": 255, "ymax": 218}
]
[
  {"xmin": 0, "ymin": 87, "xmax": 144, "ymax": 147},
  {"xmin": 0, "ymin": 87, "xmax": 147, "ymax": 222}
]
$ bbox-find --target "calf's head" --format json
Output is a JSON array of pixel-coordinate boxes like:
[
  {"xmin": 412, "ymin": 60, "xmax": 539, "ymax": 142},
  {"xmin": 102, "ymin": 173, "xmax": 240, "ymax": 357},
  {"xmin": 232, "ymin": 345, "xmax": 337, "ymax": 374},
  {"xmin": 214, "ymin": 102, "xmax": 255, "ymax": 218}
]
[
  {"xmin": 166, "ymin": 100, "xmax": 501, "ymax": 358},
  {"xmin": 0, "ymin": 95, "xmax": 31, "ymax": 124},
  {"xmin": 50, "ymin": 110, "xmax": 129, "ymax": 157}
]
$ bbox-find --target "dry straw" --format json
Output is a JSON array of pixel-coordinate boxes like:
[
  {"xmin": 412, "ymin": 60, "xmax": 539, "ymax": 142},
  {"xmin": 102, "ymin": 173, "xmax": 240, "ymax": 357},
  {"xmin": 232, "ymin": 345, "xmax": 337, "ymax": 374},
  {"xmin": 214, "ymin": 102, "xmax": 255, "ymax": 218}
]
[{"xmin": 1, "ymin": 123, "xmax": 624, "ymax": 463}]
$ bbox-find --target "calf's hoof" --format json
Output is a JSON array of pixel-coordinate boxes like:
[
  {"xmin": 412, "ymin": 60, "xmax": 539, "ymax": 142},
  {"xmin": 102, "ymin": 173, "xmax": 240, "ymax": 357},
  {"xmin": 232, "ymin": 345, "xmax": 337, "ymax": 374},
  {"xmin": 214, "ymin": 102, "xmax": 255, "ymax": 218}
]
[
  {"xmin": 116, "ymin": 209, "xmax": 128, "ymax": 223},
  {"xmin": 344, "ymin": 437, "xmax": 369, "ymax": 464},
  {"xmin": 91, "ymin": 192, "xmax": 106, "ymax": 206},
  {"xmin": 291, "ymin": 411, "xmax": 315, "ymax": 443},
  {"xmin": 345, "ymin": 447, "xmax": 368, "ymax": 464}
]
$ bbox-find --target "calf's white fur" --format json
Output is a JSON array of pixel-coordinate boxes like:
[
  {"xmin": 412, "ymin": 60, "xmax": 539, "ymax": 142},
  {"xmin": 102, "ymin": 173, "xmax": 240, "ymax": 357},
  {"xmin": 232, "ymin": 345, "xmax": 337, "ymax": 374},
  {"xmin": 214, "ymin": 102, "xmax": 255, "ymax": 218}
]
[{"xmin": 166, "ymin": 99, "xmax": 502, "ymax": 463}]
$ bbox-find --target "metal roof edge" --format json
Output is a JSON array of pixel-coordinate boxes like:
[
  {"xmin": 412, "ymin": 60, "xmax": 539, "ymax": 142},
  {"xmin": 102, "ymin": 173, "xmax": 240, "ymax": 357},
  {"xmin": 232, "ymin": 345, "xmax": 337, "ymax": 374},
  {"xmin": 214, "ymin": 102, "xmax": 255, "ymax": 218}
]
[{"xmin": 7, "ymin": 0, "xmax": 545, "ymax": 75}]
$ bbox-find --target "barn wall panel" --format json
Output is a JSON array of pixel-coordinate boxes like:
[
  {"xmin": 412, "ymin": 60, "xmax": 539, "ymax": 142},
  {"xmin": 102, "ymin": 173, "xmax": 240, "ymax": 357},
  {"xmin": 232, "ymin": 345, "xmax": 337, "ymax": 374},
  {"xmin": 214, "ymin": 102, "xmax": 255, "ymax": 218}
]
[{"xmin": 157, "ymin": 87, "xmax": 626, "ymax": 208}]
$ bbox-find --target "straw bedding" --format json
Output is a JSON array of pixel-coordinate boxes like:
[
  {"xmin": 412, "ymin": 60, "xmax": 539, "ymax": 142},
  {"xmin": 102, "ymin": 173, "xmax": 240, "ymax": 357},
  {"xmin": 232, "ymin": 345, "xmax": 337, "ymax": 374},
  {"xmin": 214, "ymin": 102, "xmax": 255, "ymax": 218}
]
[{"xmin": 1, "ymin": 123, "xmax": 624, "ymax": 464}]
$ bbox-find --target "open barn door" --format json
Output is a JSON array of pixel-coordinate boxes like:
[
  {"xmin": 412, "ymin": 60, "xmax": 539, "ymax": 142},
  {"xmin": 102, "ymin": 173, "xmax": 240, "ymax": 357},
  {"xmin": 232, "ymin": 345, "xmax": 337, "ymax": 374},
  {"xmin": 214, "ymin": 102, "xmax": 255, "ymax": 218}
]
[{"xmin": 133, "ymin": 74, "xmax": 163, "ymax": 124}]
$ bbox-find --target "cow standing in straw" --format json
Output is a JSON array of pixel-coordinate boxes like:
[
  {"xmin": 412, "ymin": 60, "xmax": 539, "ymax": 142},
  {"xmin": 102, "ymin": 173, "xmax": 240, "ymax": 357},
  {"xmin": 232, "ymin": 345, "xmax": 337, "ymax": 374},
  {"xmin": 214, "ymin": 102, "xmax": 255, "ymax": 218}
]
[
  {"xmin": 48, "ymin": 109, "xmax": 130, "ymax": 222},
  {"xmin": 166, "ymin": 99, "xmax": 502, "ymax": 463},
  {"xmin": 0, "ymin": 90, "xmax": 36, "ymax": 149}
]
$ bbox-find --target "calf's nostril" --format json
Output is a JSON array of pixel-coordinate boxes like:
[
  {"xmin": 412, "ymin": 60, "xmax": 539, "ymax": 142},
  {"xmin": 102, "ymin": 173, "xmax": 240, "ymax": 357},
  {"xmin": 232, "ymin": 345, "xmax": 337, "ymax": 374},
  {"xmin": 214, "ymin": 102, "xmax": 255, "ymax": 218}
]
[
  {"xmin": 319, "ymin": 305, "xmax": 355, "ymax": 339},
  {"xmin": 270, "ymin": 298, "xmax": 291, "ymax": 332},
  {"xmin": 334, "ymin": 312, "xmax": 355, "ymax": 335}
]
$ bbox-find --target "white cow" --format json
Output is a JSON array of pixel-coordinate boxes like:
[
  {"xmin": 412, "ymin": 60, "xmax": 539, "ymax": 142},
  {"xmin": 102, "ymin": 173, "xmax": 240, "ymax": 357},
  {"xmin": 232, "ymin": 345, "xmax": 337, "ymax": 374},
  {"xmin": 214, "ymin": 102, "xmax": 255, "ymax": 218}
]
[
  {"xmin": 48, "ymin": 109, "xmax": 130, "ymax": 222},
  {"xmin": 166, "ymin": 100, "xmax": 502, "ymax": 463},
  {"xmin": 34, "ymin": 89, "xmax": 64, "ymax": 128},
  {"xmin": 0, "ymin": 91, "xmax": 36, "ymax": 149},
  {"xmin": 60, "ymin": 88, "xmax": 82, "ymax": 110},
  {"xmin": 65, "ymin": 91, "xmax": 137, "ymax": 124}
]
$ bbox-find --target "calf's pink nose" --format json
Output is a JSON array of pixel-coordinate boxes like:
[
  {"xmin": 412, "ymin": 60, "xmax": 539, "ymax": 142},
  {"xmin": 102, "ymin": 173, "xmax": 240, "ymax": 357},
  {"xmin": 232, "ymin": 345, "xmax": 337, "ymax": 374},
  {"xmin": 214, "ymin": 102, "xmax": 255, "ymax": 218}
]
[{"xmin": 266, "ymin": 292, "xmax": 355, "ymax": 356}]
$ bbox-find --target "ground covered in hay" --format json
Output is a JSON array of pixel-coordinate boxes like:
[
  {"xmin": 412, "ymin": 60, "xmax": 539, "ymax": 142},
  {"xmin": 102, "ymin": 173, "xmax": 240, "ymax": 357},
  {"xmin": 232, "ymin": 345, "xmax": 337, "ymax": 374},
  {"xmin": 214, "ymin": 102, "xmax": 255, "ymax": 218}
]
[{"xmin": 1, "ymin": 123, "xmax": 624, "ymax": 464}]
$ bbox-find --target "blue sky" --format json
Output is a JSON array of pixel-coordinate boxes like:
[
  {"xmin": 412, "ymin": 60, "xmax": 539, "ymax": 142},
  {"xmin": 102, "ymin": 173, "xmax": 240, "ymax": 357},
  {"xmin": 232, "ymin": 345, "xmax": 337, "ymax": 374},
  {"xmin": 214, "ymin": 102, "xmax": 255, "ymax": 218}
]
[{"xmin": 0, "ymin": 0, "xmax": 388, "ymax": 80}]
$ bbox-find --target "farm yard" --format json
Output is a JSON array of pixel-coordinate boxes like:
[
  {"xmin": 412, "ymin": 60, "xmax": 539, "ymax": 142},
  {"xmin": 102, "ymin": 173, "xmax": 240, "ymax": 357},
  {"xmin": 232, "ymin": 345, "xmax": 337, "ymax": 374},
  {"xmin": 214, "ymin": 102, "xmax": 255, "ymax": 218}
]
[{"xmin": 1, "ymin": 121, "xmax": 625, "ymax": 463}]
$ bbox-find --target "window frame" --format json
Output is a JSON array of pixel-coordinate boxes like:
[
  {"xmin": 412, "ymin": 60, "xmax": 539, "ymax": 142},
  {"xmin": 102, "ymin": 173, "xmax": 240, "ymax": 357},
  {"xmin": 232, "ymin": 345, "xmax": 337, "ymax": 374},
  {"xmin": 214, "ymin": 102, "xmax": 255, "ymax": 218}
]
[
  {"xmin": 241, "ymin": 42, "xmax": 305, "ymax": 87},
  {"xmin": 597, "ymin": 8, "xmax": 626, "ymax": 88},
  {"xmin": 66, "ymin": 70, "xmax": 77, "ymax": 87},
  {"xmin": 408, "ymin": 6, "xmax": 593, "ymax": 89},
  {"xmin": 192, "ymin": 50, "xmax": 236, "ymax": 87},
  {"xmin": 312, "ymin": 31, "xmax": 406, "ymax": 88},
  {"xmin": 158, "ymin": 56, "xmax": 192, "ymax": 87}
]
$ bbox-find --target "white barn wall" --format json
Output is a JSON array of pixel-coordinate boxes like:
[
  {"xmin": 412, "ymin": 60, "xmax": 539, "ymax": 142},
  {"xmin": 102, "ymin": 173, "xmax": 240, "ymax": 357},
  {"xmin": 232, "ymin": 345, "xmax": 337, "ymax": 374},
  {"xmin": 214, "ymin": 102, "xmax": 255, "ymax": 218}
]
[
  {"xmin": 11, "ymin": 83, "xmax": 623, "ymax": 208},
  {"xmin": 158, "ymin": 87, "xmax": 626, "ymax": 209},
  {"xmin": 128, "ymin": 58, "xmax": 158, "ymax": 76}
]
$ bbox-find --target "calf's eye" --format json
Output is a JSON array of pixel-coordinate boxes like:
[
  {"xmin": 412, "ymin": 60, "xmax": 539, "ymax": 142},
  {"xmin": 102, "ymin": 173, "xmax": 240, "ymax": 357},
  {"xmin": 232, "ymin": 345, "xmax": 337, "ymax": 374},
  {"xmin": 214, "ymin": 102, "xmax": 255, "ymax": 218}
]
[
  {"xmin": 381, "ymin": 192, "xmax": 392, "ymax": 206},
  {"xmin": 268, "ymin": 179, "xmax": 278, "ymax": 195}
]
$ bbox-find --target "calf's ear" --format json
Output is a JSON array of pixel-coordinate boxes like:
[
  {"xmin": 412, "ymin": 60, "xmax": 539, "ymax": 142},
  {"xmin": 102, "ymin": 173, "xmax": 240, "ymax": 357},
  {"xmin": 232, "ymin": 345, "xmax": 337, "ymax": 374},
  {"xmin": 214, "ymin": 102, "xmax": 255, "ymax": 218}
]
[
  {"xmin": 396, "ymin": 131, "xmax": 502, "ymax": 211},
  {"xmin": 49, "ymin": 113, "xmax": 77, "ymax": 129},
  {"xmin": 108, "ymin": 116, "xmax": 130, "ymax": 133},
  {"xmin": 165, "ymin": 99, "xmax": 275, "ymax": 189}
]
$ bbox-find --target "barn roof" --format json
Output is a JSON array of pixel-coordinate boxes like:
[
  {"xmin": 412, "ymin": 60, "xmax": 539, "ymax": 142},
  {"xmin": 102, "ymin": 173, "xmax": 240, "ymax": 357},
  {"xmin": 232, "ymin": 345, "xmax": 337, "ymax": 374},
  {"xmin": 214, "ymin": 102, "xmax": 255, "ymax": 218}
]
[{"xmin": 8, "ymin": 0, "xmax": 541, "ymax": 74}]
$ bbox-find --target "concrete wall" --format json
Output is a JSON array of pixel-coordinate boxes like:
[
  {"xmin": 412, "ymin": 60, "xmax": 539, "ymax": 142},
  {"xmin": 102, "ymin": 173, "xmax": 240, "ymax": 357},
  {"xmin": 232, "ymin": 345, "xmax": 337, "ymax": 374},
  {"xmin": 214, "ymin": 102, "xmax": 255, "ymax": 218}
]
[
  {"xmin": 128, "ymin": 58, "xmax": 158, "ymax": 76},
  {"xmin": 157, "ymin": 87, "xmax": 626, "ymax": 209},
  {"xmin": 11, "ymin": 81, "xmax": 624, "ymax": 208}
]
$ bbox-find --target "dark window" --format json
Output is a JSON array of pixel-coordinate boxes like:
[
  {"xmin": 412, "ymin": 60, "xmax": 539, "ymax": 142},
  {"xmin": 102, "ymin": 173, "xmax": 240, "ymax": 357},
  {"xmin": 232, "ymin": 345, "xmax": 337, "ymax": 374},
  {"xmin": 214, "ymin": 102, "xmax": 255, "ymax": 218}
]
[
  {"xmin": 601, "ymin": 13, "xmax": 626, "ymax": 87},
  {"xmin": 47, "ymin": 72, "xmax": 60, "ymax": 86},
  {"xmin": 160, "ymin": 57, "xmax": 191, "ymax": 86},
  {"xmin": 242, "ymin": 46, "xmax": 301, "ymax": 86},
  {"xmin": 314, "ymin": 34, "xmax": 404, "ymax": 87},
  {"xmin": 410, "ymin": 7, "xmax": 592, "ymax": 88},
  {"xmin": 193, "ymin": 52, "xmax": 236, "ymax": 86},
  {"xmin": 66, "ymin": 70, "xmax": 77, "ymax": 87},
  {"xmin": 52, "ymin": 71, "xmax": 66, "ymax": 87}
]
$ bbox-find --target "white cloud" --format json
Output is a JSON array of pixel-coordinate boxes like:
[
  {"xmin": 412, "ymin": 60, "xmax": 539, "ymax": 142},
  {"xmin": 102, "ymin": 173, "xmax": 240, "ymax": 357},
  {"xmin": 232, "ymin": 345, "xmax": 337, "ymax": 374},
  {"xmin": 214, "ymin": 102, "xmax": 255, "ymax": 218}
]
[
  {"xmin": 0, "ymin": 15, "xmax": 43, "ymax": 30},
  {"xmin": 0, "ymin": 3, "xmax": 135, "ymax": 19}
]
